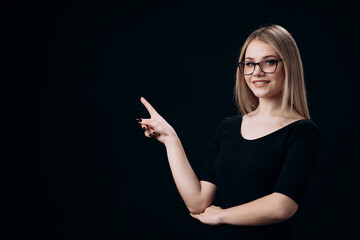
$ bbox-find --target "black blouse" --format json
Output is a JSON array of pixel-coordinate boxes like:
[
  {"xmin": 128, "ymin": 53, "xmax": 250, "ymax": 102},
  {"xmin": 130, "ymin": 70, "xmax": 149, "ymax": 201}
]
[{"xmin": 199, "ymin": 115, "xmax": 322, "ymax": 240}]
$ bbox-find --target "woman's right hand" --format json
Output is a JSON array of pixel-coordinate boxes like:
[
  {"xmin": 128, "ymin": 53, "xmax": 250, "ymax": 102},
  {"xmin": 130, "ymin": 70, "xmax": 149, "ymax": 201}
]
[{"xmin": 137, "ymin": 97, "xmax": 177, "ymax": 144}]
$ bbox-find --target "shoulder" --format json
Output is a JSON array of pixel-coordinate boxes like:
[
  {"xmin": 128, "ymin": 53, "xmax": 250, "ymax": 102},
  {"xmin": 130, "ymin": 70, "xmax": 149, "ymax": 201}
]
[
  {"xmin": 292, "ymin": 118, "xmax": 320, "ymax": 133},
  {"xmin": 210, "ymin": 115, "xmax": 242, "ymax": 134},
  {"xmin": 219, "ymin": 115, "xmax": 243, "ymax": 128},
  {"xmin": 287, "ymin": 118, "xmax": 322, "ymax": 145}
]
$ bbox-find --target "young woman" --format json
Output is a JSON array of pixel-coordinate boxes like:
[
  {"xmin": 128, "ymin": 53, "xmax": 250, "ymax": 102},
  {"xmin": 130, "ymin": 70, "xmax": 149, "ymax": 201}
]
[{"xmin": 136, "ymin": 25, "xmax": 322, "ymax": 239}]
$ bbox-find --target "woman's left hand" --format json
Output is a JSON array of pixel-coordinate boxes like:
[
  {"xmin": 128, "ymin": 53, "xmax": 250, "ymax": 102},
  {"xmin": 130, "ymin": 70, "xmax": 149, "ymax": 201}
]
[{"xmin": 190, "ymin": 205, "xmax": 223, "ymax": 225}]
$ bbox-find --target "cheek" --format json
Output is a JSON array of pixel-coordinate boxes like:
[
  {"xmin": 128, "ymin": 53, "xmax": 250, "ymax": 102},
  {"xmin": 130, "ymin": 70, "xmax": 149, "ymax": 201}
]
[
  {"xmin": 274, "ymin": 73, "xmax": 285, "ymax": 85},
  {"xmin": 244, "ymin": 75, "xmax": 251, "ymax": 84},
  {"xmin": 273, "ymin": 66, "xmax": 285, "ymax": 84},
  {"xmin": 244, "ymin": 76, "xmax": 252, "ymax": 88}
]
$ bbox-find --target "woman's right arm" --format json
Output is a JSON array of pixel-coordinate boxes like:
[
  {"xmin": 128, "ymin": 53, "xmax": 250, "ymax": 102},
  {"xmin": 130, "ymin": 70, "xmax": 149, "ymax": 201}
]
[
  {"xmin": 163, "ymin": 136, "xmax": 217, "ymax": 213},
  {"xmin": 137, "ymin": 97, "xmax": 216, "ymax": 213}
]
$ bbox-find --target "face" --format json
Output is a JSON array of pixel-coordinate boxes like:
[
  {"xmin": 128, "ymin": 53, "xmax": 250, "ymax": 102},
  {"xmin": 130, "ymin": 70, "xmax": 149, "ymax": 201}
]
[{"xmin": 241, "ymin": 39, "xmax": 285, "ymax": 99}]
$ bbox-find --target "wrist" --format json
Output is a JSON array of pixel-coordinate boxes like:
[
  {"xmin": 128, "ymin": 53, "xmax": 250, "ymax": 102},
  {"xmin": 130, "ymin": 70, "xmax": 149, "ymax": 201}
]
[
  {"xmin": 217, "ymin": 208, "xmax": 227, "ymax": 225},
  {"xmin": 163, "ymin": 134, "xmax": 180, "ymax": 146}
]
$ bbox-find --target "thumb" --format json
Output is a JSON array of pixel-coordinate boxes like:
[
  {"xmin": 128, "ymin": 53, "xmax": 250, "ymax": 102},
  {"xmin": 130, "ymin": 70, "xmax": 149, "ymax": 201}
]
[{"xmin": 190, "ymin": 213, "xmax": 201, "ymax": 221}]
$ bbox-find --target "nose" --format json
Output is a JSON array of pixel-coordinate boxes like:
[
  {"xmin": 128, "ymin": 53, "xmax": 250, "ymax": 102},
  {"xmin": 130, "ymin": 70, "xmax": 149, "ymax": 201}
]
[{"xmin": 252, "ymin": 64, "xmax": 264, "ymax": 77}]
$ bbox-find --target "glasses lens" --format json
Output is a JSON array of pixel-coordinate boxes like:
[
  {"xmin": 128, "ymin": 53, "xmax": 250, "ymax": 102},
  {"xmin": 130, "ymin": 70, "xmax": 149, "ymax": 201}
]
[
  {"xmin": 240, "ymin": 62, "xmax": 255, "ymax": 75},
  {"xmin": 260, "ymin": 60, "xmax": 278, "ymax": 73}
]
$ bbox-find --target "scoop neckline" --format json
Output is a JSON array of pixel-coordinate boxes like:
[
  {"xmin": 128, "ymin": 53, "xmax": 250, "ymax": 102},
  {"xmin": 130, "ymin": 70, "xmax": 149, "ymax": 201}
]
[{"xmin": 239, "ymin": 115, "xmax": 308, "ymax": 141}]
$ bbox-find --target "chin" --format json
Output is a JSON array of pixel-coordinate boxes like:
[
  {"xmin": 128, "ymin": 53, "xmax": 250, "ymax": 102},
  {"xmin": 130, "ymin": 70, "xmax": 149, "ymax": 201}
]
[
  {"xmin": 252, "ymin": 89, "xmax": 282, "ymax": 99},
  {"xmin": 252, "ymin": 90, "xmax": 271, "ymax": 98}
]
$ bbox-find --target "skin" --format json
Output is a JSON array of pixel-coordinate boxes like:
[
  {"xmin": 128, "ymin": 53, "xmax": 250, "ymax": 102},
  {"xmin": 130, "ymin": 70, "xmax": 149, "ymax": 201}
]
[{"xmin": 137, "ymin": 39, "xmax": 303, "ymax": 226}]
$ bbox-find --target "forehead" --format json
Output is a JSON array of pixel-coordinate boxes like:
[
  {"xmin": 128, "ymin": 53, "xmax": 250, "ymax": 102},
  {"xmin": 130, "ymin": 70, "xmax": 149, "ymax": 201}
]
[{"xmin": 244, "ymin": 39, "xmax": 279, "ymax": 59}]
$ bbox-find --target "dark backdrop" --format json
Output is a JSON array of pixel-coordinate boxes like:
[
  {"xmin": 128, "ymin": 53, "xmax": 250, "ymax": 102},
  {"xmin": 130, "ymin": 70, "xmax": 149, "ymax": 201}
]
[{"xmin": 3, "ymin": 0, "xmax": 359, "ymax": 239}]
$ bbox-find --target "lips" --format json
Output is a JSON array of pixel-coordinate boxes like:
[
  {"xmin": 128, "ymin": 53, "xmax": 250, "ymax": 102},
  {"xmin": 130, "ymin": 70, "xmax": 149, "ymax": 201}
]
[
  {"xmin": 252, "ymin": 80, "xmax": 271, "ymax": 84},
  {"xmin": 252, "ymin": 80, "xmax": 271, "ymax": 87}
]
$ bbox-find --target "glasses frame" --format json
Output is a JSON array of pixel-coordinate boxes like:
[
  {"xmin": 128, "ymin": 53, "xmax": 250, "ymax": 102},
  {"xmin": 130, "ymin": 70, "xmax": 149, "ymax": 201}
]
[{"xmin": 237, "ymin": 58, "xmax": 283, "ymax": 75}]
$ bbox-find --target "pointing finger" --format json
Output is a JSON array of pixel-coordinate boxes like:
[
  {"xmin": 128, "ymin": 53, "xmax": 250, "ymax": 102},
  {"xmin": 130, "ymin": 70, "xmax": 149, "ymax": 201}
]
[{"xmin": 140, "ymin": 97, "xmax": 158, "ymax": 117}]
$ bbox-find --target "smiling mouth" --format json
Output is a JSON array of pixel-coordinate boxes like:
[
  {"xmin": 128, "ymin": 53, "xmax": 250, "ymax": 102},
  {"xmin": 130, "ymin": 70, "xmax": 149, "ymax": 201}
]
[{"xmin": 252, "ymin": 80, "xmax": 271, "ymax": 86}]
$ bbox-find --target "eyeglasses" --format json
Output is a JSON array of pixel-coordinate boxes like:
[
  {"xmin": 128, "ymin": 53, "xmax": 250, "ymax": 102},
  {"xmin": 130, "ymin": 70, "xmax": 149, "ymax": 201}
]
[{"xmin": 237, "ymin": 59, "xmax": 282, "ymax": 75}]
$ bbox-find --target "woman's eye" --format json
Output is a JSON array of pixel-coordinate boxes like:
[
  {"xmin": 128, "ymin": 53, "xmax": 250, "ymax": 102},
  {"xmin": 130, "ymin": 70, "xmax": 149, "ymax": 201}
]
[
  {"xmin": 245, "ymin": 62, "xmax": 255, "ymax": 66},
  {"xmin": 265, "ymin": 60, "xmax": 277, "ymax": 65}
]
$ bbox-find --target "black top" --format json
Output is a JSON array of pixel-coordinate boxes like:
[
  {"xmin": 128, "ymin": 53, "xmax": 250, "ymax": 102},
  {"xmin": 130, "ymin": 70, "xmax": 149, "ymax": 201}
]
[{"xmin": 199, "ymin": 115, "xmax": 322, "ymax": 240}]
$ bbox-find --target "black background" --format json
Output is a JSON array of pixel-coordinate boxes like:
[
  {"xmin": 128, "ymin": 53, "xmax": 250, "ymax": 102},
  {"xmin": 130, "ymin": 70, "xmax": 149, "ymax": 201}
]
[{"xmin": 3, "ymin": 0, "xmax": 359, "ymax": 239}]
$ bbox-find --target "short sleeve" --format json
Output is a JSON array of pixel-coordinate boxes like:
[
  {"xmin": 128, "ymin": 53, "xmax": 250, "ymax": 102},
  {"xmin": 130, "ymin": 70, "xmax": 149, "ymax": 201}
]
[
  {"xmin": 273, "ymin": 122, "xmax": 322, "ymax": 205},
  {"xmin": 198, "ymin": 120, "xmax": 224, "ymax": 185}
]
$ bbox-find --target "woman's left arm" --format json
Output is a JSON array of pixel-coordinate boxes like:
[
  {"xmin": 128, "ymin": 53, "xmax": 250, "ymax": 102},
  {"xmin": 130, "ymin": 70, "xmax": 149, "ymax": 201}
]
[
  {"xmin": 192, "ymin": 122, "xmax": 322, "ymax": 226},
  {"xmin": 190, "ymin": 192, "xmax": 298, "ymax": 226}
]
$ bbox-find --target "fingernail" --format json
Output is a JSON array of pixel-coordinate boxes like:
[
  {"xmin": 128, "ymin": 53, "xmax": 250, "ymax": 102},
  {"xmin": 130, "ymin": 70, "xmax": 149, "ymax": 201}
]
[
  {"xmin": 149, "ymin": 134, "xmax": 153, "ymax": 137},
  {"xmin": 153, "ymin": 132, "xmax": 156, "ymax": 135},
  {"xmin": 142, "ymin": 127, "xmax": 146, "ymax": 130},
  {"xmin": 136, "ymin": 118, "xmax": 142, "ymax": 122}
]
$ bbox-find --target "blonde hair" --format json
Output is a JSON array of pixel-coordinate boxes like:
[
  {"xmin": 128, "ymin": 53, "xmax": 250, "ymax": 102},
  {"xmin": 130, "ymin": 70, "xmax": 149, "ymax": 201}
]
[{"xmin": 234, "ymin": 24, "xmax": 310, "ymax": 119}]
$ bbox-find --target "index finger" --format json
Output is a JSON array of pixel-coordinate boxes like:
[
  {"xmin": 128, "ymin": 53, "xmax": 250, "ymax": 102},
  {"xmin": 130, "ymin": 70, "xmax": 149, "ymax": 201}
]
[{"xmin": 140, "ymin": 97, "xmax": 158, "ymax": 116}]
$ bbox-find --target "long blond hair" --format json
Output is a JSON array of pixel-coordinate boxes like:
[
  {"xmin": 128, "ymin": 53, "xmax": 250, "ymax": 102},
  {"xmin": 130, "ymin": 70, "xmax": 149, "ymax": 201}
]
[{"xmin": 234, "ymin": 24, "xmax": 310, "ymax": 119}]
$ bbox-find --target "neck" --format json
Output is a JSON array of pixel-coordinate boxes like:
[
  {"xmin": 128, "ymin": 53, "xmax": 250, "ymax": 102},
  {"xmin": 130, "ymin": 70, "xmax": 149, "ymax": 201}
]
[{"xmin": 252, "ymin": 94, "xmax": 288, "ymax": 117}]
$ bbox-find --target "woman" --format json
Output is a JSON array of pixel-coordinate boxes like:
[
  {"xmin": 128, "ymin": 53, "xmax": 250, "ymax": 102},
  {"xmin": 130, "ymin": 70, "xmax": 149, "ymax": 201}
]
[{"xmin": 136, "ymin": 24, "xmax": 322, "ymax": 239}]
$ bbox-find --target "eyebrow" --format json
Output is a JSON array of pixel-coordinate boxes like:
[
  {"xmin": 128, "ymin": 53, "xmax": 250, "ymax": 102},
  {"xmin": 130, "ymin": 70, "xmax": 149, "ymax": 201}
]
[{"xmin": 245, "ymin": 55, "xmax": 279, "ymax": 60}]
